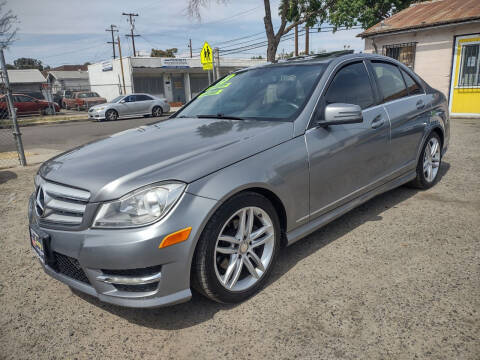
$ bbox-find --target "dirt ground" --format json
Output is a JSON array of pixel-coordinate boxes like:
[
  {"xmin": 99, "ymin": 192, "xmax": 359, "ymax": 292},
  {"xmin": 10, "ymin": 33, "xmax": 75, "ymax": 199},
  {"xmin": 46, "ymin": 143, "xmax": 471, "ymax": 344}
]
[{"xmin": 0, "ymin": 119, "xmax": 479, "ymax": 359}]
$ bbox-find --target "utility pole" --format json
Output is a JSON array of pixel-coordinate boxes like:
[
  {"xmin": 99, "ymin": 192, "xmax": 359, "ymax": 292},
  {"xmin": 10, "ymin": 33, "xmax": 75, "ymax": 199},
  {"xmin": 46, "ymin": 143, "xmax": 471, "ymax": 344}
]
[
  {"xmin": 122, "ymin": 12, "xmax": 139, "ymax": 56},
  {"xmin": 214, "ymin": 47, "xmax": 220, "ymax": 81},
  {"xmin": 0, "ymin": 48, "xmax": 26, "ymax": 166},
  {"xmin": 106, "ymin": 24, "xmax": 118, "ymax": 59},
  {"xmin": 117, "ymin": 35, "xmax": 126, "ymax": 94},
  {"xmin": 188, "ymin": 38, "xmax": 193, "ymax": 58},
  {"xmin": 294, "ymin": 25, "xmax": 299, "ymax": 57},
  {"xmin": 305, "ymin": 26, "xmax": 309, "ymax": 55}
]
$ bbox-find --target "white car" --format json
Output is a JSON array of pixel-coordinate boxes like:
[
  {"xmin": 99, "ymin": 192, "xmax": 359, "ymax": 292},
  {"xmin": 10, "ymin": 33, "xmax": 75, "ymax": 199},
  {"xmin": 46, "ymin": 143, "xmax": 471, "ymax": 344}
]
[{"xmin": 88, "ymin": 93, "xmax": 170, "ymax": 121}]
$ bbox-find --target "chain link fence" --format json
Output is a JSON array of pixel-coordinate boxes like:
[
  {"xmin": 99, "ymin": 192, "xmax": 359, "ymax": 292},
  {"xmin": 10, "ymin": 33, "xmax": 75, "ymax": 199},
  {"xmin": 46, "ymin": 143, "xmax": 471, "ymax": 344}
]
[{"xmin": 0, "ymin": 100, "xmax": 20, "ymax": 168}]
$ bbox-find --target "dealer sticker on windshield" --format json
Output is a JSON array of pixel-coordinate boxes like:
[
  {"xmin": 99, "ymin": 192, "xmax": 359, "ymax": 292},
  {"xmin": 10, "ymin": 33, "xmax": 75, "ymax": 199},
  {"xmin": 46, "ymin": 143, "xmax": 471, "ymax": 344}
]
[{"xmin": 199, "ymin": 74, "xmax": 236, "ymax": 97}]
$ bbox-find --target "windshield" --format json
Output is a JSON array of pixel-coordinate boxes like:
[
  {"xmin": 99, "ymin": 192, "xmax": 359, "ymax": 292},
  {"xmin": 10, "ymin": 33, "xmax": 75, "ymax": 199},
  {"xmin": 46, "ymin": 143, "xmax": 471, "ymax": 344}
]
[
  {"xmin": 176, "ymin": 64, "xmax": 326, "ymax": 121},
  {"xmin": 111, "ymin": 95, "xmax": 124, "ymax": 103},
  {"xmin": 78, "ymin": 92, "xmax": 100, "ymax": 98}
]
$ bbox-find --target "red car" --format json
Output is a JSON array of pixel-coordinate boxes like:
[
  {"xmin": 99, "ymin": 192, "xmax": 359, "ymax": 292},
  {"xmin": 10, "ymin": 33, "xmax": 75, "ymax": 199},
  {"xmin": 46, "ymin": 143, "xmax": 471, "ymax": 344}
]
[
  {"xmin": 63, "ymin": 91, "xmax": 106, "ymax": 110},
  {"xmin": 0, "ymin": 94, "xmax": 60, "ymax": 117}
]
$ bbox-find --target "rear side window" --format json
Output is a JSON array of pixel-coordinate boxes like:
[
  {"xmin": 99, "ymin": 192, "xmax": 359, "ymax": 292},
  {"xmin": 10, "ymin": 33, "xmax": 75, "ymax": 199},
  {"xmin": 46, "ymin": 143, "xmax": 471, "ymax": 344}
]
[
  {"xmin": 372, "ymin": 62, "xmax": 408, "ymax": 102},
  {"xmin": 401, "ymin": 69, "xmax": 422, "ymax": 95},
  {"xmin": 325, "ymin": 62, "xmax": 375, "ymax": 109},
  {"xmin": 136, "ymin": 95, "xmax": 152, "ymax": 101}
]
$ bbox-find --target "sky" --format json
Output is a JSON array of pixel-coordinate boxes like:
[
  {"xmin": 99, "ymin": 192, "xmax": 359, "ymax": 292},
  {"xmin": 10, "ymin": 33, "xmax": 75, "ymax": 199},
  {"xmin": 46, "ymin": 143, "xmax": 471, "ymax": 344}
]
[{"xmin": 4, "ymin": 0, "xmax": 364, "ymax": 67}]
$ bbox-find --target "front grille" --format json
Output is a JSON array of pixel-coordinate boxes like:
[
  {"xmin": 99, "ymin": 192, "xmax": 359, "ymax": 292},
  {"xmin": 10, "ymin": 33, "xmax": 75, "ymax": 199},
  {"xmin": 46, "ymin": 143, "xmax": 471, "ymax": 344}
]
[
  {"xmin": 53, "ymin": 252, "xmax": 90, "ymax": 284},
  {"xmin": 113, "ymin": 283, "xmax": 159, "ymax": 292},
  {"xmin": 35, "ymin": 177, "xmax": 90, "ymax": 226}
]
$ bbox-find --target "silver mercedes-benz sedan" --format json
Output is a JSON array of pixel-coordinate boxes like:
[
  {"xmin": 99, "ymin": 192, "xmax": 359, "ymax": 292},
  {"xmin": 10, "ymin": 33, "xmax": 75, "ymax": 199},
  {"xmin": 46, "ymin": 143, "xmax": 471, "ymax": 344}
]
[
  {"xmin": 88, "ymin": 93, "xmax": 170, "ymax": 121},
  {"xmin": 29, "ymin": 53, "xmax": 449, "ymax": 308}
]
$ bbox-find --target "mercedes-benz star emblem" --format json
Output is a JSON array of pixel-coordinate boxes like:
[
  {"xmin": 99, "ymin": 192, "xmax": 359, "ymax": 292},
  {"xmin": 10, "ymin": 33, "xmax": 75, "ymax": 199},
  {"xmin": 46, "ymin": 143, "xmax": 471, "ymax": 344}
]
[{"xmin": 35, "ymin": 186, "xmax": 46, "ymax": 217}]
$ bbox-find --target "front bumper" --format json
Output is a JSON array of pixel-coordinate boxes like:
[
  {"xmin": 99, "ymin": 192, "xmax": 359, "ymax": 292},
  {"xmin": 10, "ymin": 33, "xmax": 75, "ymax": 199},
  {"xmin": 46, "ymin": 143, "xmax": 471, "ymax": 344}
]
[
  {"xmin": 28, "ymin": 191, "xmax": 218, "ymax": 308},
  {"xmin": 88, "ymin": 108, "xmax": 107, "ymax": 120}
]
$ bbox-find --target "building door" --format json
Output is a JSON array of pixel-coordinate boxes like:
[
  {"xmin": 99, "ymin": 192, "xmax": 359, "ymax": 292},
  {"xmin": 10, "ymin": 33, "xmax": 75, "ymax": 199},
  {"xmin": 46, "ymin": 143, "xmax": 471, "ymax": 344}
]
[
  {"xmin": 449, "ymin": 34, "xmax": 480, "ymax": 117},
  {"xmin": 171, "ymin": 74, "xmax": 186, "ymax": 103}
]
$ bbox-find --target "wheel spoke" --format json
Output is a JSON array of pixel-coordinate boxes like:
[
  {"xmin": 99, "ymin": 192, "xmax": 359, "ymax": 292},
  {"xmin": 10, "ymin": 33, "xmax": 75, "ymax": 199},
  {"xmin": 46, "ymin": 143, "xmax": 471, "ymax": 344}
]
[
  {"xmin": 236, "ymin": 209, "xmax": 247, "ymax": 239},
  {"xmin": 223, "ymin": 257, "xmax": 238, "ymax": 286},
  {"xmin": 251, "ymin": 233, "xmax": 273, "ymax": 249},
  {"xmin": 248, "ymin": 250, "xmax": 265, "ymax": 272},
  {"xmin": 216, "ymin": 246, "xmax": 237, "ymax": 255},
  {"xmin": 218, "ymin": 235, "xmax": 240, "ymax": 245},
  {"xmin": 430, "ymin": 141, "xmax": 438, "ymax": 156},
  {"xmin": 246, "ymin": 208, "xmax": 254, "ymax": 238},
  {"xmin": 432, "ymin": 160, "xmax": 440, "ymax": 169},
  {"xmin": 228, "ymin": 258, "xmax": 243, "ymax": 289},
  {"xmin": 250, "ymin": 224, "xmax": 272, "ymax": 241},
  {"xmin": 242, "ymin": 256, "xmax": 259, "ymax": 279}
]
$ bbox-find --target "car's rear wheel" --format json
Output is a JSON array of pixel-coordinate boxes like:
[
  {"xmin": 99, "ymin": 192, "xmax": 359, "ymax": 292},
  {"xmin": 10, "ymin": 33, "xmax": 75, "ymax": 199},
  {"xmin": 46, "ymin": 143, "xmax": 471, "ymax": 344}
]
[
  {"xmin": 152, "ymin": 106, "xmax": 163, "ymax": 117},
  {"xmin": 105, "ymin": 109, "xmax": 118, "ymax": 121},
  {"xmin": 410, "ymin": 132, "xmax": 442, "ymax": 189},
  {"xmin": 192, "ymin": 192, "xmax": 280, "ymax": 303},
  {"xmin": 44, "ymin": 107, "xmax": 54, "ymax": 115}
]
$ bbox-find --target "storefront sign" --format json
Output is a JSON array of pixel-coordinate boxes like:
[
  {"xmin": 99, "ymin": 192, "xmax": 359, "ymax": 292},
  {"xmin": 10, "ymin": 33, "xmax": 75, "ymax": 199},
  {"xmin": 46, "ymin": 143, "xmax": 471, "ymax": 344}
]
[
  {"xmin": 102, "ymin": 60, "xmax": 113, "ymax": 71},
  {"xmin": 160, "ymin": 58, "xmax": 189, "ymax": 69}
]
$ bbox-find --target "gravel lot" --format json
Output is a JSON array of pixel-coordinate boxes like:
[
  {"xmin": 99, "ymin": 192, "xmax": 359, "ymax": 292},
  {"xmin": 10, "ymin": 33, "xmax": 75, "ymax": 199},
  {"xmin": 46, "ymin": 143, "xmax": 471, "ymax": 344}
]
[{"xmin": 0, "ymin": 118, "xmax": 479, "ymax": 359}]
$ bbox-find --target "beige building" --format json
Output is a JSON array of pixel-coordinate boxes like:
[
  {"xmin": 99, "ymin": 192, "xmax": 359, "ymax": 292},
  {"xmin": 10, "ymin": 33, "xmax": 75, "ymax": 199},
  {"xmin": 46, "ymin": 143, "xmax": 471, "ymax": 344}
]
[{"xmin": 359, "ymin": 0, "xmax": 480, "ymax": 118}]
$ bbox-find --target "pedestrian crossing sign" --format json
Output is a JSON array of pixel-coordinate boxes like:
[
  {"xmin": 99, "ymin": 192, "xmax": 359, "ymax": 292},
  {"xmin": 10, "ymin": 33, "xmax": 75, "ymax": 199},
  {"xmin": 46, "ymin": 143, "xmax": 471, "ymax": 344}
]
[{"xmin": 201, "ymin": 42, "xmax": 213, "ymax": 69}]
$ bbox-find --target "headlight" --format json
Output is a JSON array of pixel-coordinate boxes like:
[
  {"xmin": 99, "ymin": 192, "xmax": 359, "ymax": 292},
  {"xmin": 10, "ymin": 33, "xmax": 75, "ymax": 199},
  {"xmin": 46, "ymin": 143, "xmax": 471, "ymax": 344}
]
[
  {"xmin": 93, "ymin": 182, "xmax": 185, "ymax": 228},
  {"xmin": 96, "ymin": 107, "xmax": 105, "ymax": 111}
]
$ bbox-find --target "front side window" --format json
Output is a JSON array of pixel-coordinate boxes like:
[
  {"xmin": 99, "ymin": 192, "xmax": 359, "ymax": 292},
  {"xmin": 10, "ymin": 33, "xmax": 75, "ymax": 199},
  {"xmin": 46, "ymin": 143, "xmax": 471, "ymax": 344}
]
[
  {"xmin": 372, "ymin": 62, "xmax": 408, "ymax": 102},
  {"xmin": 325, "ymin": 62, "xmax": 375, "ymax": 109},
  {"xmin": 176, "ymin": 64, "xmax": 326, "ymax": 121},
  {"xmin": 459, "ymin": 44, "xmax": 480, "ymax": 87}
]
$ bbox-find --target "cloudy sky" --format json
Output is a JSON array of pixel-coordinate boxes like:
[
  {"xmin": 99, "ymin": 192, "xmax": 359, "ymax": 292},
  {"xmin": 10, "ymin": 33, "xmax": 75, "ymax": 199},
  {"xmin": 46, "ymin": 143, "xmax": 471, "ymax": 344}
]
[{"xmin": 5, "ymin": 0, "xmax": 364, "ymax": 67}]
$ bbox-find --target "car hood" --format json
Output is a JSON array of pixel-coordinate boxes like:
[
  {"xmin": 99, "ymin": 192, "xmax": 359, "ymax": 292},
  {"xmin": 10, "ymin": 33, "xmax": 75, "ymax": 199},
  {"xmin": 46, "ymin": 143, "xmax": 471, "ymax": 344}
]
[{"xmin": 39, "ymin": 117, "xmax": 293, "ymax": 202}]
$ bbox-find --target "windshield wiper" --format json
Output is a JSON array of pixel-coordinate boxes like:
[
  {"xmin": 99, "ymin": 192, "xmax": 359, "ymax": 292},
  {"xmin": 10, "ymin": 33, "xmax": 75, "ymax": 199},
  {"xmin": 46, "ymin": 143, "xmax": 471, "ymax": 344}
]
[{"xmin": 196, "ymin": 114, "xmax": 246, "ymax": 120}]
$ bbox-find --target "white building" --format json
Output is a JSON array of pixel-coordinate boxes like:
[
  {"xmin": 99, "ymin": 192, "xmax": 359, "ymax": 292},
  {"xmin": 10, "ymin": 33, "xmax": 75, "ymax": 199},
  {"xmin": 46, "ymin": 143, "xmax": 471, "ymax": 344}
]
[{"xmin": 88, "ymin": 57, "xmax": 267, "ymax": 103}]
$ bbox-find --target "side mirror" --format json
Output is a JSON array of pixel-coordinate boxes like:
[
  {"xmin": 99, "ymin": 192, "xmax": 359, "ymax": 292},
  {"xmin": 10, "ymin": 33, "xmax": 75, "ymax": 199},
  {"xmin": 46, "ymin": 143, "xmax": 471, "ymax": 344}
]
[
  {"xmin": 318, "ymin": 103, "xmax": 363, "ymax": 127},
  {"xmin": 119, "ymin": 99, "xmax": 126, "ymax": 104}
]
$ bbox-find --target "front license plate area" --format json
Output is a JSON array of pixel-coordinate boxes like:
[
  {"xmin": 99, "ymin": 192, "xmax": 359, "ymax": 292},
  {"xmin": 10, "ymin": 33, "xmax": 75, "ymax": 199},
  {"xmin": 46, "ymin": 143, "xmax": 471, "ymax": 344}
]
[{"xmin": 30, "ymin": 226, "xmax": 49, "ymax": 262}]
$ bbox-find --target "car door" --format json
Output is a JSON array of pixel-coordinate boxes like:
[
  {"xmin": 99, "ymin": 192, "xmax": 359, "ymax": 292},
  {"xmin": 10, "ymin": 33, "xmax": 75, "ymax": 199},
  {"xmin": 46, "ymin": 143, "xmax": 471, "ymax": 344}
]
[
  {"xmin": 135, "ymin": 94, "xmax": 153, "ymax": 114},
  {"xmin": 17, "ymin": 95, "xmax": 38, "ymax": 114},
  {"xmin": 305, "ymin": 60, "xmax": 391, "ymax": 220},
  {"xmin": 369, "ymin": 61, "xmax": 428, "ymax": 173}
]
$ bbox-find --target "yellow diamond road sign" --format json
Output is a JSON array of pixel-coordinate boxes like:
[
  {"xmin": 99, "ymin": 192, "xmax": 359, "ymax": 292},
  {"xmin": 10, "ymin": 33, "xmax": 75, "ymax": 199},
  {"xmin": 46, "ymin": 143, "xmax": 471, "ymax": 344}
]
[{"xmin": 201, "ymin": 42, "xmax": 213, "ymax": 65}]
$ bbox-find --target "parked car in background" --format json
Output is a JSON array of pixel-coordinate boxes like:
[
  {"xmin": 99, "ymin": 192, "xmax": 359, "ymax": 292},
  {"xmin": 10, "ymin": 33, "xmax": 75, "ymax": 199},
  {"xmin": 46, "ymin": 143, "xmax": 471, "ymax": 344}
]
[
  {"xmin": 88, "ymin": 93, "xmax": 170, "ymax": 121},
  {"xmin": 53, "ymin": 90, "xmax": 74, "ymax": 108},
  {"xmin": 22, "ymin": 91, "xmax": 46, "ymax": 101},
  {"xmin": 0, "ymin": 94, "xmax": 59, "ymax": 117},
  {"xmin": 28, "ymin": 53, "xmax": 449, "ymax": 308},
  {"xmin": 63, "ymin": 91, "xmax": 106, "ymax": 111}
]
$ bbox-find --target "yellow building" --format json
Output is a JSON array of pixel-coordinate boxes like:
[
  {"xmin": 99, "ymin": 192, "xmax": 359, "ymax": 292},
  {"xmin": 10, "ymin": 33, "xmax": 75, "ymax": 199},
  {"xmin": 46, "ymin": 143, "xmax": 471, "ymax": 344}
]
[{"xmin": 359, "ymin": 0, "xmax": 480, "ymax": 118}]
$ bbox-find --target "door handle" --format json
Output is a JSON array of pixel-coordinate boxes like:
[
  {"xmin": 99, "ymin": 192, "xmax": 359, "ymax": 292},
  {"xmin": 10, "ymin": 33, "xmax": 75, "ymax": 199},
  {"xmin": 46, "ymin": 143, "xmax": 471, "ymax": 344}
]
[
  {"xmin": 371, "ymin": 115, "xmax": 385, "ymax": 129},
  {"xmin": 416, "ymin": 100, "xmax": 425, "ymax": 109}
]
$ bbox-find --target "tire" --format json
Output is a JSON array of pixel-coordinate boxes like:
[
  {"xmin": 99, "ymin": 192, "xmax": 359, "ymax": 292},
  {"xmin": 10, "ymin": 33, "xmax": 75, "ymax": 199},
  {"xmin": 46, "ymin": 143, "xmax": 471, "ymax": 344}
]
[
  {"xmin": 191, "ymin": 192, "xmax": 281, "ymax": 303},
  {"xmin": 44, "ymin": 107, "xmax": 53, "ymax": 115},
  {"xmin": 105, "ymin": 109, "xmax": 118, "ymax": 121},
  {"xmin": 152, "ymin": 106, "xmax": 163, "ymax": 117},
  {"xmin": 409, "ymin": 132, "xmax": 442, "ymax": 189},
  {"xmin": 76, "ymin": 104, "xmax": 81, "ymax": 112}
]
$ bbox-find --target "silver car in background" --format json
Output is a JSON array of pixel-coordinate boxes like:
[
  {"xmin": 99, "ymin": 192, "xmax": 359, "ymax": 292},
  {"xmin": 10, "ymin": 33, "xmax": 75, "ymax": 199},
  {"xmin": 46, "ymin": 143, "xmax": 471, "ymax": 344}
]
[
  {"xmin": 29, "ymin": 53, "xmax": 449, "ymax": 308},
  {"xmin": 88, "ymin": 93, "xmax": 170, "ymax": 121}
]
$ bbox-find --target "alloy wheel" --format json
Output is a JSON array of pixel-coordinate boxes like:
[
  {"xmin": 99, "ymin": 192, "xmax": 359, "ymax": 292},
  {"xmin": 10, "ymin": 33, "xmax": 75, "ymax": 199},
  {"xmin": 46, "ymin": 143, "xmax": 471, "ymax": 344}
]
[
  {"xmin": 423, "ymin": 137, "xmax": 441, "ymax": 182},
  {"xmin": 214, "ymin": 206, "xmax": 275, "ymax": 292}
]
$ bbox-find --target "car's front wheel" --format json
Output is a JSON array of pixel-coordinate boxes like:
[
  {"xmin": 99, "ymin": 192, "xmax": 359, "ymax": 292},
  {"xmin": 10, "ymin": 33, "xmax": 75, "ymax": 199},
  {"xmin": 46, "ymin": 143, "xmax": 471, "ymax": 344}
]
[
  {"xmin": 105, "ymin": 109, "xmax": 118, "ymax": 121},
  {"xmin": 192, "ymin": 192, "xmax": 280, "ymax": 303},
  {"xmin": 410, "ymin": 132, "xmax": 442, "ymax": 189}
]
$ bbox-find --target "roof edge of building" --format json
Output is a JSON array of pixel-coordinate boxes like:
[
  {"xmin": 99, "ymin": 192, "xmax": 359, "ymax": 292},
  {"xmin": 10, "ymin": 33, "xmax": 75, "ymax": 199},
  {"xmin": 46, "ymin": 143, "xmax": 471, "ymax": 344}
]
[{"xmin": 358, "ymin": 17, "xmax": 480, "ymax": 38}]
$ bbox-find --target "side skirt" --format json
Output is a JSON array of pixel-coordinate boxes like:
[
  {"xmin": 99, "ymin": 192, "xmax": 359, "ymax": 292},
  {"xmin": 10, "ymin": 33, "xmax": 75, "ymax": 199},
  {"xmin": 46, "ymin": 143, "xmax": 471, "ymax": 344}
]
[{"xmin": 286, "ymin": 170, "xmax": 416, "ymax": 246}]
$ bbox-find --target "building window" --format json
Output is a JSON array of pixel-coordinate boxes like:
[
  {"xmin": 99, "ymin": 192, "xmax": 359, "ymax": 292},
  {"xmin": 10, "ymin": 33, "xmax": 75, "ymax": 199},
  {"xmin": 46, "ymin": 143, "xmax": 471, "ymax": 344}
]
[
  {"xmin": 382, "ymin": 42, "xmax": 417, "ymax": 69},
  {"xmin": 458, "ymin": 44, "xmax": 480, "ymax": 87}
]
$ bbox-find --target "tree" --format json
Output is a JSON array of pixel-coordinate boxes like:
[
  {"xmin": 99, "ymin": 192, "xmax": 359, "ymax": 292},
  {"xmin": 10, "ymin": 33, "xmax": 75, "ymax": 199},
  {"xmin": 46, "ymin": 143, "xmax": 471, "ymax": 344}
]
[
  {"xmin": 328, "ymin": 0, "xmax": 425, "ymax": 30},
  {"xmin": 13, "ymin": 58, "xmax": 45, "ymax": 70},
  {"xmin": 151, "ymin": 48, "xmax": 178, "ymax": 57},
  {"xmin": 187, "ymin": 0, "xmax": 425, "ymax": 62},
  {"xmin": 251, "ymin": 55, "xmax": 264, "ymax": 59},
  {"xmin": 0, "ymin": 1, "xmax": 18, "ymax": 49}
]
